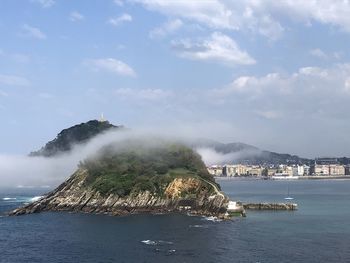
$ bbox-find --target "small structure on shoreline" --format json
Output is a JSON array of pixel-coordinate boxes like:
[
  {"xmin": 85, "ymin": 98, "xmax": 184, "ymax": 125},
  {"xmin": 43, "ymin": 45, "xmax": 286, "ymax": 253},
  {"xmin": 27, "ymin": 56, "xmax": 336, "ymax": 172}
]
[{"xmin": 226, "ymin": 201, "xmax": 246, "ymax": 217}]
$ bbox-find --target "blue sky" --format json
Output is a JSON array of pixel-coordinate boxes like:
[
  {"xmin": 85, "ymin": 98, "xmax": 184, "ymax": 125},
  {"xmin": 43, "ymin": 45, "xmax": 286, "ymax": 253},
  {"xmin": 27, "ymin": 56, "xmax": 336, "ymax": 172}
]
[{"xmin": 1, "ymin": 0, "xmax": 350, "ymax": 157}]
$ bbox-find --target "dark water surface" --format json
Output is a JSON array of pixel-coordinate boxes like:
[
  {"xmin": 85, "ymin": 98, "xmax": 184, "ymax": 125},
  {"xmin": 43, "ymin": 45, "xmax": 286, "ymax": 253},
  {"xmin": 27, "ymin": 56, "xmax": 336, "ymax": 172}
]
[{"xmin": 1, "ymin": 179, "xmax": 350, "ymax": 263}]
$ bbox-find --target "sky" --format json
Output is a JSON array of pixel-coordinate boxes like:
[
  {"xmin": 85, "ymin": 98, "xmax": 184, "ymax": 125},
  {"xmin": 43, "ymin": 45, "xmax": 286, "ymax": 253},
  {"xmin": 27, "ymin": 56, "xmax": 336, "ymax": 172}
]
[{"xmin": 1, "ymin": 0, "xmax": 350, "ymax": 157}]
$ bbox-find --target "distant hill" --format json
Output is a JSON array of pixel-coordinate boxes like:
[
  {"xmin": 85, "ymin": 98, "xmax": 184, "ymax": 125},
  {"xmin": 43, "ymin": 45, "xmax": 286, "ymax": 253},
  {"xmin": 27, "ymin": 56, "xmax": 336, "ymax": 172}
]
[
  {"xmin": 30, "ymin": 120, "xmax": 122, "ymax": 157},
  {"xmin": 193, "ymin": 139, "xmax": 259, "ymax": 153},
  {"xmin": 192, "ymin": 138, "xmax": 312, "ymax": 165}
]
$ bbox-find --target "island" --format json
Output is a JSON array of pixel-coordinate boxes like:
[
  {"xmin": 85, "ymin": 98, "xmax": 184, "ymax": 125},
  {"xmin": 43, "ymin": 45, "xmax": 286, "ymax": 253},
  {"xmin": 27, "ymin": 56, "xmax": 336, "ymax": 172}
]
[{"xmin": 11, "ymin": 137, "xmax": 237, "ymax": 218}]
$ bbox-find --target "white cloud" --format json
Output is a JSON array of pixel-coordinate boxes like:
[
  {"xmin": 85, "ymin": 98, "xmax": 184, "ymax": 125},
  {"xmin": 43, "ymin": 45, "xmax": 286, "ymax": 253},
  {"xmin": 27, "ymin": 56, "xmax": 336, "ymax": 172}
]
[
  {"xmin": 0, "ymin": 74, "xmax": 30, "ymax": 86},
  {"xmin": 69, "ymin": 11, "xmax": 84, "ymax": 22},
  {"xmin": 171, "ymin": 32, "xmax": 256, "ymax": 66},
  {"xmin": 30, "ymin": 0, "xmax": 55, "ymax": 8},
  {"xmin": 108, "ymin": 13, "xmax": 132, "ymax": 26},
  {"xmin": 213, "ymin": 64, "xmax": 350, "ymax": 121},
  {"xmin": 310, "ymin": 48, "xmax": 342, "ymax": 60},
  {"xmin": 255, "ymin": 110, "xmax": 283, "ymax": 120},
  {"xmin": 20, "ymin": 24, "xmax": 46, "ymax": 39},
  {"xmin": 255, "ymin": 14, "xmax": 284, "ymax": 41},
  {"xmin": 215, "ymin": 73, "xmax": 291, "ymax": 96},
  {"xmin": 133, "ymin": 0, "xmax": 350, "ymax": 39},
  {"xmin": 114, "ymin": 88, "xmax": 171, "ymax": 100},
  {"xmin": 114, "ymin": 0, "xmax": 124, "ymax": 6},
  {"xmin": 132, "ymin": 0, "xmax": 283, "ymax": 39},
  {"xmin": 85, "ymin": 58, "xmax": 136, "ymax": 77},
  {"xmin": 149, "ymin": 19, "xmax": 183, "ymax": 39},
  {"xmin": 310, "ymin": 48, "xmax": 328, "ymax": 59},
  {"xmin": 132, "ymin": 0, "xmax": 232, "ymax": 29}
]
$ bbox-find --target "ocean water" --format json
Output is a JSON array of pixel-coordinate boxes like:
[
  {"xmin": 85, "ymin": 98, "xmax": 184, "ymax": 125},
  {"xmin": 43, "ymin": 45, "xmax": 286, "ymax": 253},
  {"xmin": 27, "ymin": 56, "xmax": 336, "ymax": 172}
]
[{"xmin": 1, "ymin": 179, "xmax": 350, "ymax": 263}]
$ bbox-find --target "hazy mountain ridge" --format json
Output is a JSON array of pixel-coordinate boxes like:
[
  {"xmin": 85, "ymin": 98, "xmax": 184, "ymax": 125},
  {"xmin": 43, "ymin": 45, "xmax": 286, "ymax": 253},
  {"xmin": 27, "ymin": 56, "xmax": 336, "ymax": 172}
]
[
  {"xmin": 193, "ymin": 138, "xmax": 312, "ymax": 165},
  {"xmin": 28, "ymin": 120, "xmax": 312, "ymax": 165}
]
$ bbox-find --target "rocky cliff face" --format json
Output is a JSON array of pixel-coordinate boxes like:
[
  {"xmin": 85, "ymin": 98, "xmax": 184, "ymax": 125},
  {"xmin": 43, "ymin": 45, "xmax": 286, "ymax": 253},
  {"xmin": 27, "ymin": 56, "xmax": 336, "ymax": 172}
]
[{"xmin": 9, "ymin": 168, "xmax": 229, "ymax": 218}]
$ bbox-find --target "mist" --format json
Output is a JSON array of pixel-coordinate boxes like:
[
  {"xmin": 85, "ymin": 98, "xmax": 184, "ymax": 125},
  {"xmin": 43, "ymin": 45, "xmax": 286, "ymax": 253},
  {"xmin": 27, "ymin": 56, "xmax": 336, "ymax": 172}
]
[
  {"xmin": 0, "ymin": 129, "xmax": 134, "ymax": 189},
  {"xmin": 196, "ymin": 147, "xmax": 261, "ymax": 166},
  {"xmin": 0, "ymin": 129, "xmax": 237, "ymax": 189}
]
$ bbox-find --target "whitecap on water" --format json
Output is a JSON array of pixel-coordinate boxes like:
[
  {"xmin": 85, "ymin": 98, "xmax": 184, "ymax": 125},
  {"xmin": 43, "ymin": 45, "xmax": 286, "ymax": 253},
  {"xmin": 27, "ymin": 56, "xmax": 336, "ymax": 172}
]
[
  {"xmin": 201, "ymin": 216, "xmax": 222, "ymax": 222},
  {"xmin": 141, "ymin": 240, "xmax": 157, "ymax": 245},
  {"xmin": 141, "ymin": 240, "xmax": 173, "ymax": 246},
  {"xmin": 186, "ymin": 212, "xmax": 197, "ymax": 217},
  {"xmin": 2, "ymin": 197, "xmax": 17, "ymax": 201},
  {"xmin": 189, "ymin": 224, "xmax": 209, "ymax": 228},
  {"xmin": 30, "ymin": 196, "xmax": 44, "ymax": 202}
]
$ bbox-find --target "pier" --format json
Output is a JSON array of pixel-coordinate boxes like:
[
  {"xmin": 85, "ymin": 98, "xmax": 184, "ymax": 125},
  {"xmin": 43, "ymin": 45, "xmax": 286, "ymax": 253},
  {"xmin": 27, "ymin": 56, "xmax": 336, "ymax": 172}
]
[{"xmin": 243, "ymin": 202, "xmax": 298, "ymax": 210}]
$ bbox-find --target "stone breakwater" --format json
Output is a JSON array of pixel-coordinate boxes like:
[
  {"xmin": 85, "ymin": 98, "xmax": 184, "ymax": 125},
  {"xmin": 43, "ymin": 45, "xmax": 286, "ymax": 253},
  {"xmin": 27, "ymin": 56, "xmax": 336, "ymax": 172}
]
[{"xmin": 243, "ymin": 203, "xmax": 298, "ymax": 210}]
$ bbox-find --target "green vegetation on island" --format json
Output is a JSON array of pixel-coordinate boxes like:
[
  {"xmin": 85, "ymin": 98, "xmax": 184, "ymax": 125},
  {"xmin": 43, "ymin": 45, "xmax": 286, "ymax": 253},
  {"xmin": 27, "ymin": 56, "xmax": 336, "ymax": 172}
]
[{"xmin": 80, "ymin": 140, "xmax": 218, "ymax": 196}]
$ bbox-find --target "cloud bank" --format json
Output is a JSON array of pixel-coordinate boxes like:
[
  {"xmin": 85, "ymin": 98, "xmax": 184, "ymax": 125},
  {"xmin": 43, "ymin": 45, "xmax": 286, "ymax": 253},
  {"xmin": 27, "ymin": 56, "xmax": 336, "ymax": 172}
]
[{"xmin": 0, "ymin": 129, "xmax": 224, "ymax": 189}]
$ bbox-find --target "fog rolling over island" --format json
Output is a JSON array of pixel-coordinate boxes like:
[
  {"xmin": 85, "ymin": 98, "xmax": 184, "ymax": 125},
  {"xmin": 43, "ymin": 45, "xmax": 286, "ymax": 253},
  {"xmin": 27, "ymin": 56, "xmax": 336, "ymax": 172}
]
[
  {"xmin": 2, "ymin": 1, "xmax": 350, "ymax": 262},
  {"xmin": 0, "ymin": 119, "xmax": 318, "ymax": 189}
]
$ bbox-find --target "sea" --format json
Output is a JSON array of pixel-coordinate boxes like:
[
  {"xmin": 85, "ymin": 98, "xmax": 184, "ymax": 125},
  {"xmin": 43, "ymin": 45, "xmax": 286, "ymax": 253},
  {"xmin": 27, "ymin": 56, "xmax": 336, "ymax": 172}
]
[{"xmin": 1, "ymin": 179, "xmax": 350, "ymax": 263}]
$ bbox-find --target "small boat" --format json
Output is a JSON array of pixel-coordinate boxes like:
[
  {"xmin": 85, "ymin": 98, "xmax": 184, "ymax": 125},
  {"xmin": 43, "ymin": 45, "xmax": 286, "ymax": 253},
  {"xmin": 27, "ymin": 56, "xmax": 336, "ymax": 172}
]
[{"xmin": 284, "ymin": 185, "xmax": 294, "ymax": 200}]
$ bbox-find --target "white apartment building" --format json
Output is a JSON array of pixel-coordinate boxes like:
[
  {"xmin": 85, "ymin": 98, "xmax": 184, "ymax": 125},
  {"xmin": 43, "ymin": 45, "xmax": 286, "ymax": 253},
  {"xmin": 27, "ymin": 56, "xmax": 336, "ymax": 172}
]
[{"xmin": 207, "ymin": 165, "xmax": 223, "ymax": 176}]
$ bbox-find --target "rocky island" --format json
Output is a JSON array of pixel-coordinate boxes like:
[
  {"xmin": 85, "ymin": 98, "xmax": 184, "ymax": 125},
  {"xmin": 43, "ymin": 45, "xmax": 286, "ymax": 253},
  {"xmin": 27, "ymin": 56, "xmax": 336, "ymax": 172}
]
[{"xmin": 11, "ymin": 132, "xmax": 232, "ymax": 218}]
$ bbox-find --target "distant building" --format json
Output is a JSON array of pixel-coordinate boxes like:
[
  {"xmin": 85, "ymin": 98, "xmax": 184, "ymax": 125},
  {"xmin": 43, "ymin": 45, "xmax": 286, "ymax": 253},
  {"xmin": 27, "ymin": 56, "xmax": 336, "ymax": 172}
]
[
  {"xmin": 310, "ymin": 158, "xmax": 345, "ymax": 176},
  {"xmin": 314, "ymin": 164, "xmax": 330, "ymax": 175},
  {"xmin": 207, "ymin": 165, "xmax": 223, "ymax": 176},
  {"xmin": 275, "ymin": 165, "xmax": 294, "ymax": 177},
  {"xmin": 223, "ymin": 164, "xmax": 247, "ymax": 176},
  {"xmin": 247, "ymin": 166, "xmax": 263, "ymax": 176},
  {"xmin": 329, "ymin": 164, "xmax": 345, "ymax": 175},
  {"xmin": 297, "ymin": 165, "xmax": 304, "ymax": 176},
  {"xmin": 223, "ymin": 165, "xmax": 237, "ymax": 176},
  {"xmin": 223, "ymin": 165, "xmax": 262, "ymax": 177},
  {"xmin": 345, "ymin": 165, "xmax": 350, "ymax": 175},
  {"xmin": 303, "ymin": 165, "xmax": 310, "ymax": 176},
  {"xmin": 267, "ymin": 168, "xmax": 278, "ymax": 176}
]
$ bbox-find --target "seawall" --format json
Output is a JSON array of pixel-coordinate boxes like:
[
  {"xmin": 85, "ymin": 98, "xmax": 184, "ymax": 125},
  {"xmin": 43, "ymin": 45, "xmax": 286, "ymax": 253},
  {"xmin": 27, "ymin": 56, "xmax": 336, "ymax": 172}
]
[{"xmin": 243, "ymin": 202, "xmax": 297, "ymax": 210}]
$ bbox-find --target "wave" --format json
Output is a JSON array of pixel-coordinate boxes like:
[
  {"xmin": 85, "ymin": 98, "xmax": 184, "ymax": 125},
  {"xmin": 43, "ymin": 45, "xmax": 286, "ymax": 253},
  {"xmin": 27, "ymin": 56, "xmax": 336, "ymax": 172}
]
[
  {"xmin": 30, "ymin": 196, "xmax": 44, "ymax": 202},
  {"xmin": 141, "ymin": 240, "xmax": 173, "ymax": 246},
  {"xmin": 141, "ymin": 240, "xmax": 157, "ymax": 245},
  {"xmin": 201, "ymin": 216, "xmax": 222, "ymax": 222},
  {"xmin": 2, "ymin": 196, "xmax": 44, "ymax": 203},
  {"xmin": 2, "ymin": 197, "xmax": 17, "ymax": 201},
  {"xmin": 189, "ymin": 224, "xmax": 209, "ymax": 228}
]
